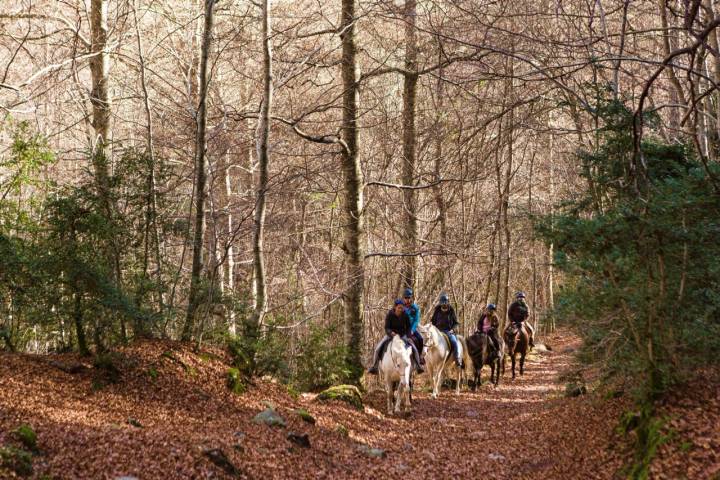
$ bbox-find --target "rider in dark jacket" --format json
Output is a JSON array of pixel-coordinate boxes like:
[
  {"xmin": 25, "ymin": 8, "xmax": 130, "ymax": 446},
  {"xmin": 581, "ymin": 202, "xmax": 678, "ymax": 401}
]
[
  {"xmin": 368, "ymin": 299, "xmax": 425, "ymax": 374},
  {"xmin": 507, "ymin": 292, "xmax": 535, "ymax": 347},
  {"xmin": 431, "ymin": 293, "xmax": 462, "ymax": 367}
]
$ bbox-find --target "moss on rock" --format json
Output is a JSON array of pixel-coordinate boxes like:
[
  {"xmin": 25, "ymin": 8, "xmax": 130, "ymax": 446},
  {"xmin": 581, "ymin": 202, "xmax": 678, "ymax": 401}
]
[
  {"xmin": 14, "ymin": 425, "xmax": 37, "ymax": 451},
  {"xmin": 316, "ymin": 385, "xmax": 363, "ymax": 410},
  {"xmin": 226, "ymin": 368, "xmax": 245, "ymax": 395},
  {"xmin": 294, "ymin": 409, "xmax": 316, "ymax": 424},
  {"xmin": 0, "ymin": 446, "xmax": 33, "ymax": 476}
]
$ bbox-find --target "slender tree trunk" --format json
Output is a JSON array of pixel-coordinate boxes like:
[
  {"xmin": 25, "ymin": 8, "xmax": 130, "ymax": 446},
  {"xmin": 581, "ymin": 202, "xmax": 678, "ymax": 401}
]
[
  {"xmin": 547, "ymin": 135, "xmax": 556, "ymax": 332},
  {"xmin": 89, "ymin": 0, "xmax": 112, "ymax": 199},
  {"xmin": 182, "ymin": 0, "xmax": 216, "ymax": 341},
  {"xmin": 399, "ymin": 0, "xmax": 418, "ymax": 292},
  {"xmin": 224, "ymin": 156, "xmax": 237, "ymax": 335},
  {"xmin": 340, "ymin": 0, "xmax": 365, "ymax": 383},
  {"xmin": 250, "ymin": 0, "xmax": 273, "ymax": 329},
  {"xmin": 132, "ymin": 0, "xmax": 163, "ymax": 333},
  {"xmin": 89, "ymin": 0, "xmax": 123, "ymax": 345},
  {"xmin": 500, "ymin": 53, "xmax": 514, "ymax": 327},
  {"xmin": 659, "ymin": 0, "xmax": 688, "ymax": 134},
  {"xmin": 432, "ymin": 60, "xmax": 447, "ymax": 295}
]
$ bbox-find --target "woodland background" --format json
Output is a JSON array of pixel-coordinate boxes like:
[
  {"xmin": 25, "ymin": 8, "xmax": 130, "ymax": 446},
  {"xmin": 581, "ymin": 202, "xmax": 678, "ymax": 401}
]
[{"xmin": 1, "ymin": 0, "xmax": 719, "ymax": 400}]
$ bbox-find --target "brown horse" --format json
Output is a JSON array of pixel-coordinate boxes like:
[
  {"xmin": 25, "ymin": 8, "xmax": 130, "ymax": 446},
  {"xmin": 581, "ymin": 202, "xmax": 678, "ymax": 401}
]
[
  {"xmin": 503, "ymin": 322, "xmax": 529, "ymax": 379},
  {"xmin": 466, "ymin": 332, "xmax": 503, "ymax": 389}
]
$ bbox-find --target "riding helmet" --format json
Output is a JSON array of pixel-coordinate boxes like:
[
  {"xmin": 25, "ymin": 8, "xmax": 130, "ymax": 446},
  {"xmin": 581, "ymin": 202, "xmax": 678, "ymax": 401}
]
[
  {"xmin": 439, "ymin": 293, "xmax": 450, "ymax": 305},
  {"xmin": 487, "ymin": 303, "xmax": 497, "ymax": 311},
  {"xmin": 515, "ymin": 291, "xmax": 526, "ymax": 299},
  {"xmin": 394, "ymin": 299, "xmax": 405, "ymax": 306},
  {"xmin": 403, "ymin": 288, "xmax": 414, "ymax": 298}
]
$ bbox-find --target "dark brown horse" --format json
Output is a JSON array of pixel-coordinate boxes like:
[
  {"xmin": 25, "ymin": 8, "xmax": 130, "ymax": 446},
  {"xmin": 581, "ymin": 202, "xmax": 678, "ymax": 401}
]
[
  {"xmin": 466, "ymin": 332, "xmax": 503, "ymax": 389},
  {"xmin": 503, "ymin": 322, "xmax": 529, "ymax": 379}
]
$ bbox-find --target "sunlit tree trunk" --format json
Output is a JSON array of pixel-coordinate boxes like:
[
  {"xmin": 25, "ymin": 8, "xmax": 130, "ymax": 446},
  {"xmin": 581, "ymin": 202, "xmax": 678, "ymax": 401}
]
[
  {"xmin": 399, "ymin": 0, "xmax": 418, "ymax": 292},
  {"xmin": 340, "ymin": 0, "xmax": 365, "ymax": 383},
  {"xmin": 183, "ymin": 0, "xmax": 216, "ymax": 341},
  {"xmin": 250, "ymin": 0, "xmax": 273, "ymax": 330}
]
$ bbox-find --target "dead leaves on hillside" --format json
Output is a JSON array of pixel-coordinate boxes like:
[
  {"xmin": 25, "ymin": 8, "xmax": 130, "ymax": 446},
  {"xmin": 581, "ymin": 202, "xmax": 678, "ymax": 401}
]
[{"xmin": 0, "ymin": 333, "xmax": 717, "ymax": 479}]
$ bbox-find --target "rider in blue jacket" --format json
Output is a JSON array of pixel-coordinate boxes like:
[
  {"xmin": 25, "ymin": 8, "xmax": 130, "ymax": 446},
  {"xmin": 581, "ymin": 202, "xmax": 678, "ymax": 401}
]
[
  {"xmin": 403, "ymin": 288, "xmax": 424, "ymax": 364},
  {"xmin": 431, "ymin": 293, "xmax": 463, "ymax": 367}
]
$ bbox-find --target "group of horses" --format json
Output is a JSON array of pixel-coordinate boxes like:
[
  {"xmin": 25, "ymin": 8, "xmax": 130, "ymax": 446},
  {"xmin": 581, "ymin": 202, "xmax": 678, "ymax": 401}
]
[{"xmin": 377, "ymin": 322, "xmax": 531, "ymax": 416}]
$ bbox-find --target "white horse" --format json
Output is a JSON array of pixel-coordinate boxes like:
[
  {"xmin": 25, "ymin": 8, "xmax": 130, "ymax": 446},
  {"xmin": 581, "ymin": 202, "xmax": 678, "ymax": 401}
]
[
  {"xmin": 379, "ymin": 334, "xmax": 413, "ymax": 415},
  {"xmin": 417, "ymin": 323, "xmax": 469, "ymax": 398}
]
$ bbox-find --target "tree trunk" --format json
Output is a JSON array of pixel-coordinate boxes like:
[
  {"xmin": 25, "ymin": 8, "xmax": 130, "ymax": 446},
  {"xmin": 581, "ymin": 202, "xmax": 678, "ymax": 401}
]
[
  {"xmin": 224, "ymin": 155, "xmax": 237, "ymax": 336},
  {"xmin": 182, "ymin": 0, "xmax": 216, "ymax": 341},
  {"xmin": 500, "ymin": 53, "xmax": 514, "ymax": 327},
  {"xmin": 340, "ymin": 0, "xmax": 365, "ymax": 383},
  {"xmin": 89, "ymin": 0, "xmax": 112, "ymax": 199},
  {"xmin": 250, "ymin": 0, "xmax": 273, "ymax": 329},
  {"xmin": 132, "ymin": 0, "xmax": 163, "ymax": 333},
  {"xmin": 547, "ymin": 134, "xmax": 556, "ymax": 332},
  {"xmin": 399, "ymin": 0, "xmax": 418, "ymax": 292}
]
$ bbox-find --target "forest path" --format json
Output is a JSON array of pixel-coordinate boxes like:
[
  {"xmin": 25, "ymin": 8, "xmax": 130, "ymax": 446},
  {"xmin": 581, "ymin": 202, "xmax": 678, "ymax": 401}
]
[
  {"xmin": 344, "ymin": 329, "xmax": 627, "ymax": 479},
  {"xmin": 0, "ymin": 329, "xmax": 630, "ymax": 479}
]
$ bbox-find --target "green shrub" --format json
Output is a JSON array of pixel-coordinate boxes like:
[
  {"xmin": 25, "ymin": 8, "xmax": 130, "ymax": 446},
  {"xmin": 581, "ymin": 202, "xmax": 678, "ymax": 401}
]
[
  {"xmin": 226, "ymin": 368, "xmax": 245, "ymax": 394},
  {"xmin": 293, "ymin": 322, "xmax": 350, "ymax": 392},
  {"xmin": 0, "ymin": 446, "xmax": 33, "ymax": 476},
  {"xmin": 227, "ymin": 316, "xmax": 289, "ymax": 381},
  {"xmin": 13, "ymin": 425, "xmax": 37, "ymax": 451}
]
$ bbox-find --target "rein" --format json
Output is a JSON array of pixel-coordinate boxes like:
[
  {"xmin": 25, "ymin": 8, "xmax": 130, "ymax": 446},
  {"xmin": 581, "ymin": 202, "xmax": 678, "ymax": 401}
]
[{"xmin": 389, "ymin": 336, "xmax": 410, "ymax": 371}]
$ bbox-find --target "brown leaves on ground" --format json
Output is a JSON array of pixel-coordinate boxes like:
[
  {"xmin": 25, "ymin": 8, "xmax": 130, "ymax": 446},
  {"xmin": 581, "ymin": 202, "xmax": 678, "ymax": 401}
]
[{"xmin": 0, "ymin": 331, "xmax": 716, "ymax": 479}]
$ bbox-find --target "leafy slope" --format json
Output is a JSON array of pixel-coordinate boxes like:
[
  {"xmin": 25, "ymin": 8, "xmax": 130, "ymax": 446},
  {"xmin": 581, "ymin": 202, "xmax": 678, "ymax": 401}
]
[{"xmin": 0, "ymin": 331, "xmax": 716, "ymax": 479}]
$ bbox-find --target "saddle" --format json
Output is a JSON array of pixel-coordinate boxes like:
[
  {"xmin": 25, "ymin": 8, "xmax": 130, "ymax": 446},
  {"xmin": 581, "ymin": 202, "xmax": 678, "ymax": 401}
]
[
  {"xmin": 467, "ymin": 332, "xmax": 497, "ymax": 361},
  {"xmin": 440, "ymin": 332, "xmax": 464, "ymax": 367},
  {"xmin": 379, "ymin": 336, "xmax": 411, "ymax": 361}
]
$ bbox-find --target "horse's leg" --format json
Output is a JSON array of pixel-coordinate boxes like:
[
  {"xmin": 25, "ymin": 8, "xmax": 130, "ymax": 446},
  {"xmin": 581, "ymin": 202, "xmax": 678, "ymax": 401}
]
[
  {"xmin": 511, "ymin": 353, "xmax": 516, "ymax": 379},
  {"xmin": 434, "ymin": 365, "xmax": 443, "ymax": 398},
  {"xmin": 455, "ymin": 367, "xmax": 461, "ymax": 395},
  {"xmin": 520, "ymin": 350, "xmax": 526, "ymax": 376},
  {"xmin": 386, "ymin": 380, "xmax": 394, "ymax": 415},
  {"xmin": 394, "ymin": 381, "xmax": 403, "ymax": 414}
]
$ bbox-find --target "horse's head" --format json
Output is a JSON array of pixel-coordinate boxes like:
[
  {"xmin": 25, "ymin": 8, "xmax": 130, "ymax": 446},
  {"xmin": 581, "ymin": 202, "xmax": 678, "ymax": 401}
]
[{"xmin": 418, "ymin": 323, "xmax": 436, "ymax": 349}]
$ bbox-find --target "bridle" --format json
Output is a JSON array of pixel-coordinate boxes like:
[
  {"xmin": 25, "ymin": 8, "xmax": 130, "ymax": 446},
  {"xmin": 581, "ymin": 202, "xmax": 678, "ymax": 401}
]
[{"xmin": 389, "ymin": 336, "xmax": 411, "ymax": 371}]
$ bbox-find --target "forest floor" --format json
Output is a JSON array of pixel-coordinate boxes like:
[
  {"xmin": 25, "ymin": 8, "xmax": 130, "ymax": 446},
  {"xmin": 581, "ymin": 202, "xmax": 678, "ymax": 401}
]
[{"xmin": 1, "ymin": 329, "xmax": 718, "ymax": 479}]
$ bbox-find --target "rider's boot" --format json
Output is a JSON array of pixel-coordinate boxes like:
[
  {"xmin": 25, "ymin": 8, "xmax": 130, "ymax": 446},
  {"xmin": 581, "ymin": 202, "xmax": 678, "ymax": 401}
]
[
  {"xmin": 367, "ymin": 354, "xmax": 380, "ymax": 374},
  {"xmin": 412, "ymin": 349, "xmax": 425, "ymax": 373}
]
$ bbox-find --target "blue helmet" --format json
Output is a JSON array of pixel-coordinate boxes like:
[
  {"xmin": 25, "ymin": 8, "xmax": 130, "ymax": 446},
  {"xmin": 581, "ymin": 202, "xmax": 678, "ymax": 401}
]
[
  {"xmin": 487, "ymin": 303, "xmax": 497, "ymax": 311},
  {"xmin": 394, "ymin": 299, "xmax": 405, "ymax": 306},
  {"xmin": 439, "ymin": 293, "xmax": 449, "ymax": 305},
  {"xmin": 515, "ymin": 291, "xmax": 526, "ymax": 299},
  {"xmin": 403, "ymin": 288, "xmax": 414, "ymax": 298}
]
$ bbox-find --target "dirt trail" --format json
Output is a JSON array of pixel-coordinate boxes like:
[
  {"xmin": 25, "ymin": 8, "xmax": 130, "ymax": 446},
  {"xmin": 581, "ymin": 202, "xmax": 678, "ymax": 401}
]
[
  {"xmin": 0, "ymin": 330, "xmax": 630, "ymax": 479},
  {"xmin": 339, "ymin": 330, "xmax": 627, "ymax": 479}
]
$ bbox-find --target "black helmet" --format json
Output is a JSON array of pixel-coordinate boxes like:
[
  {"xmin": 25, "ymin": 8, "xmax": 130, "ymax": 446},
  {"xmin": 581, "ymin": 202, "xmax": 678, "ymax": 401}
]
[
  {"xmin": 439, "ymin": 293, "xmax": 449, "ymax": 305},
  {"xmin": 515, "ymin": 291, "xmax": 526, "ymax": 299},
  {"xmin": 403, "ymin": 288, "xmax": 414, "ymax": 298},
  {"xmin": 487, "ymin": 303, "xmax": 497, "ymax": 311}
]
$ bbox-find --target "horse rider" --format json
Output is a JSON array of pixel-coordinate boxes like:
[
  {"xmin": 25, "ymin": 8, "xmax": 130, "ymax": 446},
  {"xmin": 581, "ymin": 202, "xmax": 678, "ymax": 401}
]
[
  {"xmin": 368, "ymin": 299, "xmax": 425, "ymax": 375},
  {"xmin": 476, "ymin": 303, "xmax": 502, "ymax": 357},
  {"xmin": 507, "ymin": 291, "xmax": 535, "ymax": 347},
  {"xmin": 403, "ymin": 288, "xmax": 425, "ymax": 365},
  {"xmin": 430, "ymin": 293, "xmax": 463, "ymax": 368}
]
